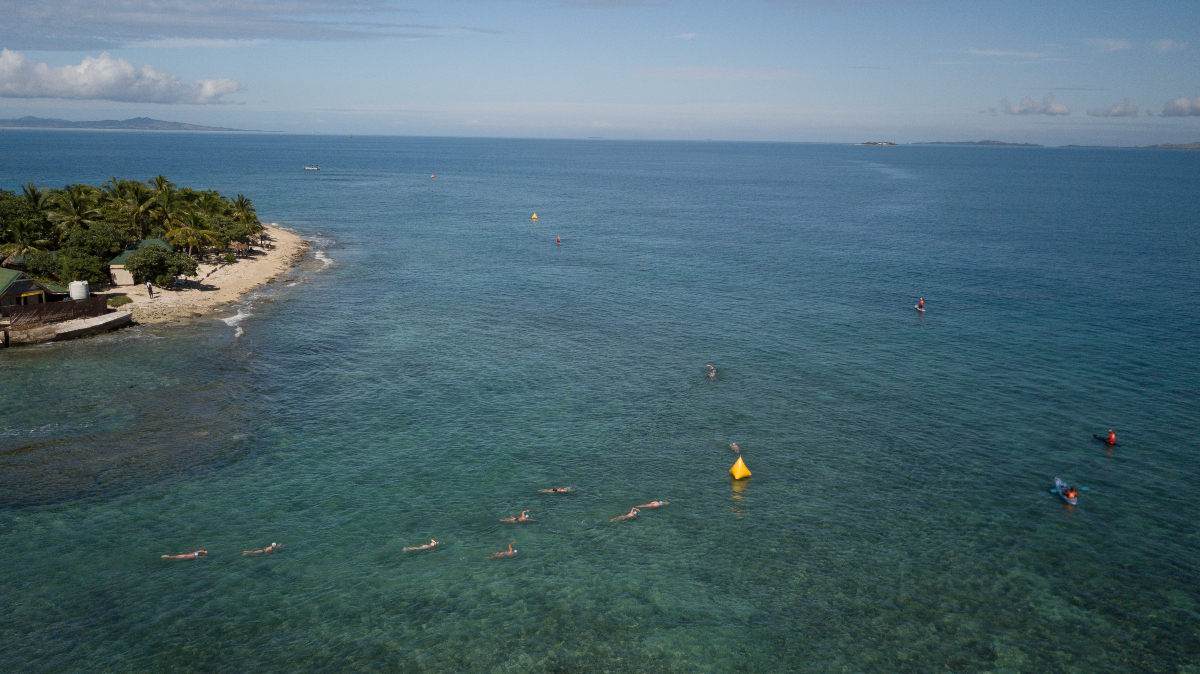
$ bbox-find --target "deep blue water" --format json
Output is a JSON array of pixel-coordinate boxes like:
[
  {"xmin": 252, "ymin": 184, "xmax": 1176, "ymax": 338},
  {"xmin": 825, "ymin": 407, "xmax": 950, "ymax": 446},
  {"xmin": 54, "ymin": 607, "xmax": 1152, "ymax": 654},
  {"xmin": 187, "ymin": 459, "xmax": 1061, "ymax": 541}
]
[{"xmin": 1, "ymin": 132, "xmax": 1198, "ymax": 672}]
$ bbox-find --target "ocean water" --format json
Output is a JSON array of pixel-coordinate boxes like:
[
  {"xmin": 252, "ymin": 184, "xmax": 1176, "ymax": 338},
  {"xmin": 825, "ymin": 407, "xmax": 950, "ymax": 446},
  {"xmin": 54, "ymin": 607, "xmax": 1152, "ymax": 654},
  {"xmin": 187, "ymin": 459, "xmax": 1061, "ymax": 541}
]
[{"xmin": 1, "ymin": 132, "xmax": 1198, "ymax": 673}]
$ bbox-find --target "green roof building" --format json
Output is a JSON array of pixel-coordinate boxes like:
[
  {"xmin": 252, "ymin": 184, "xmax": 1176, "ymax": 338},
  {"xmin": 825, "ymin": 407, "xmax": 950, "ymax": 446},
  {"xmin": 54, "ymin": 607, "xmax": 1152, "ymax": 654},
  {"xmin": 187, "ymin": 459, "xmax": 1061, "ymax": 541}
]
[
  {"xmin": 1, "ymin": 268, "xmax": 58, "ymax": 317},
  {"xmin": 109, "ymin": 239, "xmax": 173, "ymax": 285}
]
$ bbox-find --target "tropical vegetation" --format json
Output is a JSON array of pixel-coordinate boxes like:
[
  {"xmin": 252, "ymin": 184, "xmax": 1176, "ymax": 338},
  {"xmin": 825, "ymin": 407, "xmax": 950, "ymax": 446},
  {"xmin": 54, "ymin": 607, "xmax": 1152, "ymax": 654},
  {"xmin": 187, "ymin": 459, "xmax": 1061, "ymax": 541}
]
[{"xmin": 0, "ymin": 176, "xmax": 263, "ymax": 287}]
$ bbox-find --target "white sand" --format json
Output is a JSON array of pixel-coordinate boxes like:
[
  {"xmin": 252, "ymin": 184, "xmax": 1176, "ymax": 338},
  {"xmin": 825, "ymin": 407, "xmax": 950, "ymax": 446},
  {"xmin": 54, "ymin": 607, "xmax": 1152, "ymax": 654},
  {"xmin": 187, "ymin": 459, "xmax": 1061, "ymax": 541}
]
[{"xmin": 110, "ymin": 225, "xmax": 308, "ymax": 324}]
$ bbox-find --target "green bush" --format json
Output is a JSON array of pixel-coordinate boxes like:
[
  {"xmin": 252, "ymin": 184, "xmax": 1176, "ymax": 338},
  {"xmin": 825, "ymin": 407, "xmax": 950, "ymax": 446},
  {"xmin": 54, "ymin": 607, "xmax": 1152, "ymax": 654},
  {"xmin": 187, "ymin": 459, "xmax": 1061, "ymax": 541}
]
[
  {"xmin": 107, "ymin": 294, "xmax": 132, "ymax": 307},
  {"xmin": 24, "ymin": 250, "xmax": 61, "ymax": 281},
  {"xmin": 59, "ymin": 251, "xmax": 109, "ymax": 286},
  {"xmin": 224, "ymin": 252, "xmax": 236, "ymax": 264},
  {"xmin": 124, "ymin": 244, "xmax": 198, "ymax": 287}
]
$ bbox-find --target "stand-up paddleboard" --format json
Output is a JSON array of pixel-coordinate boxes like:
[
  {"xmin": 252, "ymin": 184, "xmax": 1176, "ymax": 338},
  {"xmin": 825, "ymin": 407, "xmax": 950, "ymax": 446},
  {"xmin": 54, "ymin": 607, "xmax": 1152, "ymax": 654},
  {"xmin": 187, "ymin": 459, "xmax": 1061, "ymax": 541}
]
[
  {"xmin": 914, "ymin": 305, "xmax": 925, "ymax": 312},
  {"xmin": 1053, "ymin": 477, "xmax": 1077, "ymax": 505},
  {"xmin": 1093, "ymin": 434, "xmax": 1119, "ymax": 446}
]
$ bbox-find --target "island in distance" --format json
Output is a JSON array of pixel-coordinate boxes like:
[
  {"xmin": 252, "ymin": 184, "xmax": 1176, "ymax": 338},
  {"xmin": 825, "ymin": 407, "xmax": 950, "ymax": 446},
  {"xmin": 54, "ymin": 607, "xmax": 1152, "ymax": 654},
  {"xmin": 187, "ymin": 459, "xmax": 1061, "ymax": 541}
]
[
  {"xmin": 914, "ymin": 140, "xmax": 1042, "ymax": 147},
  {"xmin": 0, "ymin": 116, "xmax": 245, "ymax": 131}
]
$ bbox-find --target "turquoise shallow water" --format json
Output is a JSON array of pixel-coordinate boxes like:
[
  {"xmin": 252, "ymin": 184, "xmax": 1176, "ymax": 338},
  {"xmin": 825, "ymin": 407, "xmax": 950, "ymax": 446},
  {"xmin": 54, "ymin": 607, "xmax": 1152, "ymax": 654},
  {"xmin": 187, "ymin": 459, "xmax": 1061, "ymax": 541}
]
[{"xmin": 1, "ymin": 133, "xmax": 1198, "ymax": 672}]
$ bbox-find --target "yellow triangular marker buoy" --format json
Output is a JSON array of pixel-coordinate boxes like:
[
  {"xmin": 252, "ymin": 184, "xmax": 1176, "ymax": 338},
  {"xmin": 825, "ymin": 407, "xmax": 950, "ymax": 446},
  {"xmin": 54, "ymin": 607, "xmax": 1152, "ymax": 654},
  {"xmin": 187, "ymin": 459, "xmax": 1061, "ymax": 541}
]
[
  {"xmin": 532, "ymin": 213, "xmax": 538, "ymax": 220},
  {"xmin": 730, "ymin": 456, "xmax": 751, "ymax": 479}
]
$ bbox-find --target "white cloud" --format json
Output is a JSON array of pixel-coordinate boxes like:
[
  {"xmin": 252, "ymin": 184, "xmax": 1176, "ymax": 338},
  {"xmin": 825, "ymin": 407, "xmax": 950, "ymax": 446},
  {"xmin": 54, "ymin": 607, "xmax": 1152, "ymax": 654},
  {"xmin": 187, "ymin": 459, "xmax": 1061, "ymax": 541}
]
[
  {"xmin": 1160, "ymin": 97, "xmax": 1200, "ymax": 117},
  {"xmin": 673, "ymin": 33, "xmax": 698, "ymax": 39},
  {"xmin": 1082, "ymin": 38, "xmax": 1133, "ymax": 52},
  {"xmin": 1151, "ymin": 39, "xmax": 1187, "ymax": 53},
  {"xmin": 967, "ymin": 49, "xmax": 1045, "ymax": 58},
  {"xmin": 631, "ymin": 67, "xmax": 806, "ymax": 80},
  {"xmin": 1087, "ymin": 98, "xmax": 1140, "ymax": 117},
  {"xmin": 1003, "ymin": 93, "xmax": 1070, "ymax": 116},
  {"xmin": 0, "ymin": 49, "xmax": 239, "ymax": 104}
]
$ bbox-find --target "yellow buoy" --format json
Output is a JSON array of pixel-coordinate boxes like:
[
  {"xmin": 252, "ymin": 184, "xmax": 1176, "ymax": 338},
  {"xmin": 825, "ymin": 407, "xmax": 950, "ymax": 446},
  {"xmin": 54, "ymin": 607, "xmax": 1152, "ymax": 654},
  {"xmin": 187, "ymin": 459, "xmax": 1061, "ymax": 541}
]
[
  {"xmin": 729, "ymin": 456, "xmax": 751, "ymax": 480},
  {"xmin": 532, "ymin": 213, "xmax": 538, "ymax": 220}
]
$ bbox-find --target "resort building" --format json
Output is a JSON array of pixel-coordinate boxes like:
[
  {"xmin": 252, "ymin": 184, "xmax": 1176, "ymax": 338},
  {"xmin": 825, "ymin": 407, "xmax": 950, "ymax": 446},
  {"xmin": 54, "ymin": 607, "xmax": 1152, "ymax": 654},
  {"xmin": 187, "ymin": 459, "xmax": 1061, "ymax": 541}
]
[
  {"xmin": 0, "ymin": 268, "xmax": 62, "ymax": 317},
  {"xmin": 109, "ymin": 239, "xmax": 173, "ymax": 285}
]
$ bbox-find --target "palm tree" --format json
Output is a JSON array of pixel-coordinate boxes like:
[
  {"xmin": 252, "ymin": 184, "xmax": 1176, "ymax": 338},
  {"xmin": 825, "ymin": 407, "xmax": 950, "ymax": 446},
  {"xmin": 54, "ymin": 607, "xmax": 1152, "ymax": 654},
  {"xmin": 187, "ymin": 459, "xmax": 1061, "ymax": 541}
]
[
  {"xmin": 47, "ymin": 186, "xmax": 99, "ymax": 237},
  {"xmin": 0, "ymin": 217, "xmax": 50, "ymax": 265},
  {"xmin": 232, "ymin": 194, "xmax": 258, "ymax": 223},
  {"xmin": 194, "ymin": 190, "xmax": 228, "ymax": 218},
  {"xmin": 166, "ymin": 211, "xmax": 219, "ymax": 257},
  {"xmin": 101, "ymin": 177, "xmax": 125, "ymax": 205},
  {"xmin": 21, "ymin": 183, "xmax": 51, "ymax": 216},
  {"xmin": 231, "ymin": 193, "xmax": 264, "ymax": 241},
  {"xmin": 150, "ymin": 187, "xmax": 186, "ymax": 237},
  {"xmin": 125, "ymin": 183, "xmax": 155, "ymax": 239},
  {"xmin": 149, "ymin": 175, "xmax": 176, "ymax": 195}
]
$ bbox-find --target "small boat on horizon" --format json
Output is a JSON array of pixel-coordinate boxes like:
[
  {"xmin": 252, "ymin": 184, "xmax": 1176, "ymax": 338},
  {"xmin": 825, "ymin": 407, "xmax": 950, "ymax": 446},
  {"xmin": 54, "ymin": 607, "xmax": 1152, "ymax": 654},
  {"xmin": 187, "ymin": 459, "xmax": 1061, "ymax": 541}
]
[{"xmin": 303, "ymin": 165, "xmax": 320, "ymax": 171}]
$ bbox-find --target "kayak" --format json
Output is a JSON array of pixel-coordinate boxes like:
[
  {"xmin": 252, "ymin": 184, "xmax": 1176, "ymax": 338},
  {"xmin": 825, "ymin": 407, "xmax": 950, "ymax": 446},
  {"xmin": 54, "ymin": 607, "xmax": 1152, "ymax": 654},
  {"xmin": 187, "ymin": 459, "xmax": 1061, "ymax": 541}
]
[
  {"xmin": 1093, "ymin": 434, "xmax": 1118, "ymax": 446},
  {"xmin": 1054, "ymin": 477, "xmax": 1077, "ymax": 505}
]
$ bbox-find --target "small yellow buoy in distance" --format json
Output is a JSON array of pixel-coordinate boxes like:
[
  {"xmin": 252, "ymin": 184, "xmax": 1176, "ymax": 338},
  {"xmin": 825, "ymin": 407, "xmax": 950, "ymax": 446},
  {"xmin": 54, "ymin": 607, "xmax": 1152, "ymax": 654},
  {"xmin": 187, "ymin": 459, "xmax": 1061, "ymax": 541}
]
[
  {"xmin": 730, "ymin": 456, "xmax": 751, "ymax": 480},
  {"xmin": 532, "ymin": 213, "xmax": 538, "ymax": 220}
]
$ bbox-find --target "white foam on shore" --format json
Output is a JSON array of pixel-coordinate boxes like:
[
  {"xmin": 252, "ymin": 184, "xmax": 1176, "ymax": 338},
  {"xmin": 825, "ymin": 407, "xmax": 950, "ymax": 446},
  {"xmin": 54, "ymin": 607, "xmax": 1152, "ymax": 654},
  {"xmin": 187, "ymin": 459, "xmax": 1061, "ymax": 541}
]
[
  {"xmin": 315, "ymin": 250, "xmax": 333, "ymax": 268},
  {"xmin": 220, "ymin": 311, "xmax": 252, "ymax": 326}
]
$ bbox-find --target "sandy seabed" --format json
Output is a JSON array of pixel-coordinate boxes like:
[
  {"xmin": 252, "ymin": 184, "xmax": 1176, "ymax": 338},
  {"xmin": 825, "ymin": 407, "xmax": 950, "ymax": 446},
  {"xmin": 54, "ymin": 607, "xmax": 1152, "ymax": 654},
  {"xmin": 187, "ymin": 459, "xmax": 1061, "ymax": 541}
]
[{"xmin": 111, "ymin": 225, "xmax": 309, "ymax": 325}]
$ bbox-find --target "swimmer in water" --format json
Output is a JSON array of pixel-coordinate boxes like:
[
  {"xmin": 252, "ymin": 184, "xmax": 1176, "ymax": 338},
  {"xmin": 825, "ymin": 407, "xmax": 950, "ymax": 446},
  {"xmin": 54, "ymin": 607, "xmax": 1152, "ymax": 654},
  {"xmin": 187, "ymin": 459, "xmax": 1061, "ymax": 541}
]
[
  {"xmin": 635, "ymin": 500, "xmax": 669, "ymax": 509},
  {"xmin": 243, "ymin": 542, "xmax": 283, "ymax": 555},
  {"xmin": 487, "ymin": 542, "xmax": 517, "ymax": 558},
  {"xmin": 707, "ymin": 364, "xmax": 716, "ymax": 379},
  {"xmin": 730, "ymin": 443, "xmax": 739, "ymax": 453},
  {"xmin": 610, "ymin": 507, "xmax": 640, "ymax": 522},
  {"xmin": 403, "ymin": 539, "xmax": 439, "ymax": 552},
  {"xmin": 538, "ymin": 487, "xmax": 574, "ymax": 493},
  {"xmin": 162, "ymin": 550, "xmax": 207, "ymax": 560},
  {"xmin": 499, "ymin": 510, "xmax": 535, "ymax": 523}
]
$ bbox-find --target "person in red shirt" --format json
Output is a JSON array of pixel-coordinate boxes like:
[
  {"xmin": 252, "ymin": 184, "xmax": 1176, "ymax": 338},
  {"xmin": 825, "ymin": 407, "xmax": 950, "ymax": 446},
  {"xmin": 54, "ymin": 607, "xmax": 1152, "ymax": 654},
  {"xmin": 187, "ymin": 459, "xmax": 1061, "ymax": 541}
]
[{"xmin": 1107, "ymin": 430, "xmax": 1116, "ymax": 444}]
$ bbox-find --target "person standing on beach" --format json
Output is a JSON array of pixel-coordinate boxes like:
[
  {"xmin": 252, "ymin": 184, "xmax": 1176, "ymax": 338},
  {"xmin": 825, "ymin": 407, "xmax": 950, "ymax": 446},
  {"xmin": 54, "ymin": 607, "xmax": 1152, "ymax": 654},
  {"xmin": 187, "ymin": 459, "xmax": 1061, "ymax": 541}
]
[{"xmin": 145, "ymin": 280, "xmax": 154, "ymax": 298}]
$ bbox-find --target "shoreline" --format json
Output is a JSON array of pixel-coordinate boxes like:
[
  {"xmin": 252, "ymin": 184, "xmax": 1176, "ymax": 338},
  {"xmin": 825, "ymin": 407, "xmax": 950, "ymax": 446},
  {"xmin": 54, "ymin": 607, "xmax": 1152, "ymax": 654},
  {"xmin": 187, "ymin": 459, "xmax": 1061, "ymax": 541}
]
[{"xmin": 109, "ymin": 225, "xmax": 309, "ymax": 325}]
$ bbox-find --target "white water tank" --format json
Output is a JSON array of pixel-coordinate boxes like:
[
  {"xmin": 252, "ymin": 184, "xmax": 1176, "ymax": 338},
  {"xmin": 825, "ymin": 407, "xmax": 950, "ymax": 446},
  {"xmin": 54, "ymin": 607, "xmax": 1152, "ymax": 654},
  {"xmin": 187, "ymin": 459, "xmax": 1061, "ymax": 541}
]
[{"xmin": 69, "ymin": 280, "xmax": 90, "ymax": 300}]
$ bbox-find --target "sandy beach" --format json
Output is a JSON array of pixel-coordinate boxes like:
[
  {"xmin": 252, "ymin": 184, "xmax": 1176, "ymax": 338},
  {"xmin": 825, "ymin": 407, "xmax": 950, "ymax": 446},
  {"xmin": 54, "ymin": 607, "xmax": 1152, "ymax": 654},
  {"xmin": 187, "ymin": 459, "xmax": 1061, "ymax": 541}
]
[{"xmin": 109, "ymin": 225, "xmax": 308, "ymax": 324}]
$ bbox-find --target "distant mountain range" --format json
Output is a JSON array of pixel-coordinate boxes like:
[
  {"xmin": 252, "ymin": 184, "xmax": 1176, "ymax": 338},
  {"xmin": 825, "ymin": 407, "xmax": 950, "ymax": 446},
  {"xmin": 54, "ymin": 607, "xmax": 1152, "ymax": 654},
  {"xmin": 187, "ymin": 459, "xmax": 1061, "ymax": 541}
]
[
  {"xmin": 912, "ymin": 140, "xmax": 1200, "ymax": 149},
  {"xmin": 0, "ymin": 116, "xmax": 244, "ymax": 131},
  {"xmin": 915, "ymin": 140, "xmax": 1043, "ymax": 147}
]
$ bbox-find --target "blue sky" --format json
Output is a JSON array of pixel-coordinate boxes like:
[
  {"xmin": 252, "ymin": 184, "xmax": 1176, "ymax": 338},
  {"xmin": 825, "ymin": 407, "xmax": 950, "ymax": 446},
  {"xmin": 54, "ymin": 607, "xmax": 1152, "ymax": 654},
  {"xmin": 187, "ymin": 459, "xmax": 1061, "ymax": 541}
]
[{"xmin": 1, "ymin": 0, "xmax": 1197, "ymax": 144}]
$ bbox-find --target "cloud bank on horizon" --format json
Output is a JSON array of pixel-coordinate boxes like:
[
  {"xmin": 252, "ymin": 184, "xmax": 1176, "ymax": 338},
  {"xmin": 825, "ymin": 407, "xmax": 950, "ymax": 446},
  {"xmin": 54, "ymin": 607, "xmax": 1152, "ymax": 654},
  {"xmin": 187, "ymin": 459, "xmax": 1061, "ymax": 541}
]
[
  {"xmin": 0, "ymin": 49, "xmax": 239, "ymax": 104},
  {"xmin": 1004, "ymin": 94, "xmax": 1070, "ymax": 116},
  {"xmin": 0, "ymin": 0, "xmax": 1197, "ymax": 143}
]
